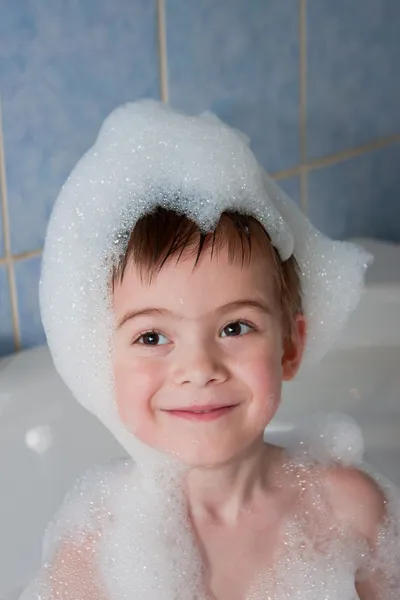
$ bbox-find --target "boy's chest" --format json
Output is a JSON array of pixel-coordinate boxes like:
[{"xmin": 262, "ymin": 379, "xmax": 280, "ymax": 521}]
[
  {"xmin": 99, "ymin": 475, "xmax": 357, "ymax": 600},
  {"xmin": 195, "ymin": 518, "xmax": 282, "ymax": 600},
  {"xmin": 192, "ymin": 510, "xmax": 357, "ymax": 600}
]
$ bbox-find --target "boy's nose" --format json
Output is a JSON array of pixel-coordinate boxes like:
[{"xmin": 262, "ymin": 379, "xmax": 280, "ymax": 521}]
[{"xmin": 171, "ymin": 345, "xmax": 229, "ymax": 387}]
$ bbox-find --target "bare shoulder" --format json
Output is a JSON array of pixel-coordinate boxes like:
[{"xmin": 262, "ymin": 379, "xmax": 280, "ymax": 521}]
[
  {"xmin": 45, "ymin": 458, "xmax": 132, "ymax": 539},
  {"xmin": 322, "ymin": 464, "xmax": 386, "ymax": 541},
  {"xmin": 36, "ymin": 459, "xmax": 134, "ymax": 599},
  {"xmin": 48, "ymin": 532, "xmax": 106, "ymax": 600},
  {"xmin": 267, "ymin": 447, "xmax": 386, "ymax": 541}
]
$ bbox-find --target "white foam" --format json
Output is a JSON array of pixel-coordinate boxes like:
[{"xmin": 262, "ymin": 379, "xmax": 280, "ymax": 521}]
[
  {"xmin": 292, "ymin": 412, "xmax": 365, "ymax": 466},
  {"xmin": 39, "ymin": 100, "xmax": 370, "ymax": 463},
  {"xmin": 19, "ymin": 420, "xmax": 400, "ymax": 599}
]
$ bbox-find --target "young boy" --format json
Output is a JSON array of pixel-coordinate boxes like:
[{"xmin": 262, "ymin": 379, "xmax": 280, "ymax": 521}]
[{"xmin": 22, "ymin": 101, "xmax": 399, "ymax": 599}]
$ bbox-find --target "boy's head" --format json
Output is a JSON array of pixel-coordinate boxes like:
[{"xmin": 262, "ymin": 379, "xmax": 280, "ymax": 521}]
[{"xmin": 112, "ymin": 207, "xmax": 306, "ymax": 466}]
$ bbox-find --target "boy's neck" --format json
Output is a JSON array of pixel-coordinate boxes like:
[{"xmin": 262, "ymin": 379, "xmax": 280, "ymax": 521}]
[{"xmin": 185, "ymin": 439, "xmax": 278, "ymax": 526}]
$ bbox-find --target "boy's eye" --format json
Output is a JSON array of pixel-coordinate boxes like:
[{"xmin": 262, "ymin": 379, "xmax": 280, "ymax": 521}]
[
  {"xmin": 220, "ymin": 321, "xmax": 253, "ymax": 338},
  {"xmin": 137, "ymin": 331, "xmax": 169, "ymax": 346}
]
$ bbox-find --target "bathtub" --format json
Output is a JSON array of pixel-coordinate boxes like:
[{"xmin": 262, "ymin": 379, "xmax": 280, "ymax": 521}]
[{"xmin": 0, "ymin": 237, "xmax": 399, "ymax": 598}]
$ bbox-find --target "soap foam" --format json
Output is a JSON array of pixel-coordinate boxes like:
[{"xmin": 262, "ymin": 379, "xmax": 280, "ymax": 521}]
[
  {"xmin": 289, "ymin": 412, "xmax": 365, "ymax": 466},
  {"xmin": 39, "ymin": 100, "xmax": 370, "ymax": 463},
  {"xmin": 20, "ymin": 417, "xmax": 400, "ymax": 600}
]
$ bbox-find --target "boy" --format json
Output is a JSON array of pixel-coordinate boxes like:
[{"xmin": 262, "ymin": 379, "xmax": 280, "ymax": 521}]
[{"xmin": 23, "ymin": 101, "xmax": 399, "ymax": 599}]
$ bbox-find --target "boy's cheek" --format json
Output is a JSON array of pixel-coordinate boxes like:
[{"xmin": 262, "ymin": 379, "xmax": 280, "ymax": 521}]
[
  {"xmin": 114, "ymin": 356, "xmax": 161, "ymax": 392},
  {"xmin": 240, "ymin": 355, "xmax": 283, "ymax": 417},
  {"xmin": 114, "ymin": 381, "xmax": 155, "ymax": 439},
  {"xmin": 114, "ymin": 361, "xmax": 163, "ymax": 430},
  {"xmin": 238, "ymin": 347, "xmax": 282, "ymax": 386},
  {"xmin": 117, "ymin": 397, "xmax": 151, "ymax": 439}
]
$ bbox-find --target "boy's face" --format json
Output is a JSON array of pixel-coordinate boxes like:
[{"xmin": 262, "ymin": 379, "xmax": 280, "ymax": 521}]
[{"xmin": 113, "ymin": 246, "xmax": 305, "ymax": 466}]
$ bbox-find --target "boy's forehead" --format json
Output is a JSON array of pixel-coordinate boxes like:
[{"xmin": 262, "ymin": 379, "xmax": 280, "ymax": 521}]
[{"xmin": 112, "ymin": 247, "xmax": 276, "ymax": 316}]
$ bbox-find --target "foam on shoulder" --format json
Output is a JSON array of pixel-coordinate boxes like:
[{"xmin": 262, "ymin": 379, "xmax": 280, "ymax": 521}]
[
  {"xmin": 41, "ymin": 460, "xmax": 130, "ymax": 563},
  {"xmin": 20, "ymin": 415, "xmax": 400, "ymax": 599}
]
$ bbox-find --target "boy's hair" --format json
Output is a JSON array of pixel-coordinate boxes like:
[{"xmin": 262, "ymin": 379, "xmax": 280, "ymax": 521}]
[{"xmin": 113, "ymin": 206, "xmax": 302, "ymax": 339}]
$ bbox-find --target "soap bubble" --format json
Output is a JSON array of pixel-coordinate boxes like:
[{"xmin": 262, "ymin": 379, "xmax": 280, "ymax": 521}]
[
  {"xmin": 25, "ymin": 425, "xmax": 53, "ymax": 454},
  {"xmin": 294, "ymin": 412, "xmax": 365, "ymax": 465}
]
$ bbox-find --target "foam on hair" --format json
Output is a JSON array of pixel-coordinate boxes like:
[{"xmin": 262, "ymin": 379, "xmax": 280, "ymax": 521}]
[
  {"xmin": 113, "ymin": 207, "xmax": 303, "ymax": 340},
  {"xmin": 39, "ymin": 100, "xmax": 371, "ymax": 464}
]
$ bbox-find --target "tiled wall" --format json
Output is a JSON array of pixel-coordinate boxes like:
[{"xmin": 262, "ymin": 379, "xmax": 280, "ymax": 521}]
[{"xmin": 1, "ymin": 0, "xmax": 400, "ymax": 357}]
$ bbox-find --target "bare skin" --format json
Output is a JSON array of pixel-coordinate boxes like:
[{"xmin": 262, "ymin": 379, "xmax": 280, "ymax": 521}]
[{"xmin": 185, "ymin": 442, "xmax": 291, "ymax": 600}]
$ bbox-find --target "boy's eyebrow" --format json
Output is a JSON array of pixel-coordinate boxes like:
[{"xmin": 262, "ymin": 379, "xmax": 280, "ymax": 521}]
[
  {"xmin": 215, "ymin": 299, "xmax": 272, "ymax": 316},
  {"xmin": 116, "ymin": 299, "xmax": 271, "ymax": 330},
  {"xmin": 116, "ymin": 308, "xmax": 173, "ymax": 329}
]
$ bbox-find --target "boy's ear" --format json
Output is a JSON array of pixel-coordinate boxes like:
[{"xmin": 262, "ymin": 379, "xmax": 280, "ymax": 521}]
[{"xmin": 281, "ymin": 314, "xmax": 307, "ymax": 381}]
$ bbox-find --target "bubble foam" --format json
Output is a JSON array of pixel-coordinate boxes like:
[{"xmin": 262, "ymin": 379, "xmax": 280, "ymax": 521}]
[
  {"xmin": 20, "ymin": 419, "xmax": 400, "ymax": 599},
  {"xmin": 39, "ymin": 100, "xmax": 371, "ymax": 461},
  {"xmin": 291, "ymin": 412, "xmax": 365, "ymax": 466}
]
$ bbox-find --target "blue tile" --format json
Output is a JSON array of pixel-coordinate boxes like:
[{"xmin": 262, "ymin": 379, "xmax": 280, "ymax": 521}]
[
  {"xmin": 307, "ymin": 0, "xmax": 400, "ymax": 159},
  {"xmin": 308, "ymin": 143, "xmax": 400, "ymax": 242},
  {"xmin": 14, "ymin": 256, "xmax": 45, "ymax": 348},
  {"xmin": 0, "ymin": 0, "xmax": 159, "ymax": 255},
  {"xmin": 277, "ymin": 176, "xmax": 301, "ymax": 206},
  {"xmin": 0, "ymin": 266, "xmax": 15, "ymax": 356},
  {"xmin": 167, "ymin": 0, "xmax": 299, "ymax": 173}
]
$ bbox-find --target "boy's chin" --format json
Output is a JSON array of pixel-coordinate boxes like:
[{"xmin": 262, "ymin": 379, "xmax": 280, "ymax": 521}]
[
  {"xmin": 131, "ymin": 428, "xmax": 267, "ymax": 469},
  {"xmin": 161, "ymin": 442, "xmax": 260, "ymax": 469}
]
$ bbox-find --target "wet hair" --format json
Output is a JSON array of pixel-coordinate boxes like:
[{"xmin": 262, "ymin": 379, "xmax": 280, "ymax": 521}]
[{"xmin": 112, "ymin": 206, "xmax": 302, "ymax": 339}]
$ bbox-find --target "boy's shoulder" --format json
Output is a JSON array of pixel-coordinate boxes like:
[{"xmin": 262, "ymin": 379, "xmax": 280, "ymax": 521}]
[
  {"xmin": 272, "ymin": 442, "xmax": 386, "ymax": 541},
  {"xmin": 42, "ymin": 457, "xmax": 134, "ymax": 559},
  {"xmin": 321, "ymin": 463, "xmax": 386, "ymax": 541}
]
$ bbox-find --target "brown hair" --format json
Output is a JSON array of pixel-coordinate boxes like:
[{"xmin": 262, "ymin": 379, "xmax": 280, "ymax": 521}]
[{"xmin": 112, "ymin": 207, "xmax": 302, "ymax": 339}]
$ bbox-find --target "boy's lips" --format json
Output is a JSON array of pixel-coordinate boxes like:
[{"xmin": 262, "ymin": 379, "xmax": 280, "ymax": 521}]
[{"xmin": 163, "ymin": 403, "xmax": 239, "ymax": 422}]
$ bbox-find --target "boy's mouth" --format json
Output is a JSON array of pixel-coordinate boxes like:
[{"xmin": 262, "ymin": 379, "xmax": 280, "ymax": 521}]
[{"xmin": 164, "ymin": 404, "xmax": 239, "ymax": 422}]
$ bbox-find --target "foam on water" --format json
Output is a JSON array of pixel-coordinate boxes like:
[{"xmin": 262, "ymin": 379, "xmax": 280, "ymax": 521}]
[
  {"xmin": 19, "ymin": 417, "xmax": 400, "ymax": 599},
  {"xmin": 39, "ymin": 100, "xmax": 370, "ymax": 463}
]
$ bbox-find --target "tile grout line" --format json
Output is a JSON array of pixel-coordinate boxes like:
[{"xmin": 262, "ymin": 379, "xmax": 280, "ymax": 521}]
[
  {"xmin": 156, "ymin": 0, "xmax": 169, "ymax": 103},
  {"xmin": 306, "ymin": 132, "xmax": 400, "ymax": 172},
  {"xmin": 272, "ymin": 165, "xmax": 303, "ymax": 181},
  {"xmin": 13, "ymin": 248, "xmax": 43, "ymax": 261},
  {"xmin": 0, "ymin": 98, "xmax": 21, "ymax": 351},
  {"xmin": 272, "ymin": 131, "xmax": 400, "ymax": 181},
  {"xmin": 299, "ymin": 0, "xmax": 308, "ymax": 214},
  {"xmin": 0, "ymin": 247, "xmax": 48, "ymax": 265},
  {"xmin": 0, "ymin": 248, "xmax": 43, "ymax": 264}
]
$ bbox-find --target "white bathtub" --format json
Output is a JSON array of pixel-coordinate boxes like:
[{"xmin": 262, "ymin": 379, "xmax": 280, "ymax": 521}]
[{"xmin": 0, "ymin": 238, "xmax": 399, "ymax": 598}]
